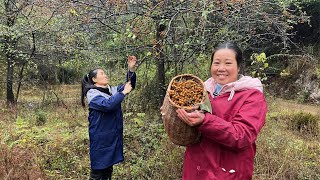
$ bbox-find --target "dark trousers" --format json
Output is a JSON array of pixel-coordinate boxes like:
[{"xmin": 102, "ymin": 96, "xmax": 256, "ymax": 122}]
[{"xmin": 89, "ymin": 166, "xmax": 113, "ymax": 180}]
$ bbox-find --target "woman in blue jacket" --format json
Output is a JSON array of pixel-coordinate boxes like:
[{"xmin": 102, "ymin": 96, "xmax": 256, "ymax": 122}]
[{"xmin": 81, "ymin": 56, "xmax": 137, "ymax": 180}]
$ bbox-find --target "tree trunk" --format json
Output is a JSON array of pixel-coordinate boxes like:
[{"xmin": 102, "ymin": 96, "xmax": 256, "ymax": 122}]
[
  {"xmin": 155, "ymin": 21, "xmax": 166, "ymax": 107},
  {"xmin": 4, "ymin": 0, "xmax": 16, "ymax": 106},
  {"xmin": 6, "ymin": 50, "xmax": 15, "ymax": 106}
]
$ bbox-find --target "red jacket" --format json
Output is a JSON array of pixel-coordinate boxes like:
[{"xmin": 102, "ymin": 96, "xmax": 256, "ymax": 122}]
[{"xmin": 183, "ymin": 76, "xmax": 267, "ymax": 180}]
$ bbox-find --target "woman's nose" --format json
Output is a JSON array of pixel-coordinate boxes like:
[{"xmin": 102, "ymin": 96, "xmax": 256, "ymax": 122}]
[{"xmin": 217, "ymin": 64, "xmax": 226, "ymax": 71}]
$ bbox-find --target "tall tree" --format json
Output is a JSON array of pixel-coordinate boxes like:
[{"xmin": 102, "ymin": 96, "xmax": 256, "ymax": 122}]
[
  {"xmin": 0, "ymin": 0, "xmax": 65, "ymax": 106},
  {"xmin": 8, "ymin": 0, "xmax": 306, "ymax": 108},
  {"xmin": 3, "ymin": 0, "xmax": 19, "ymax": 106},
  {"xmin": 68, "ymin": 0, "xmax": 307, "ymax": 105}
]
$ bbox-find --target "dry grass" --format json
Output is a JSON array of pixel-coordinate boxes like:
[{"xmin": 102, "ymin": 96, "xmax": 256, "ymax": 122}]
[
  {"xmin": 18, "ymin": 84, "xmax": 80, "ymax": 103},
  {"xmin": 253, "ymin": 97, "xmax": 320, "ymax": 179},
  {"xmin": 268, "ymin": 97, "xmax": 320, "ymax": 115}
]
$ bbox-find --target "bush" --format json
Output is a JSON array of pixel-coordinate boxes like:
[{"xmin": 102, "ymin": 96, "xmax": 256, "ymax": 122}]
[
  {"xmin": 287, "ymin": 112, "xmax": 319, "ymax": 137},
  {"xmin": 297, "ymin": 89, "xmax": 312, "ymax": 103},
  {"xmin": 35, "ymin": 110, "xmax": 47, "ymax": 126}
]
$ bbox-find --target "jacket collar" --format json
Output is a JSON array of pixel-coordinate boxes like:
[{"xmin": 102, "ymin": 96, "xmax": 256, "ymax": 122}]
[{"xmin": 204, "ymin": 75, "xmax": 263, "ymax": 101}]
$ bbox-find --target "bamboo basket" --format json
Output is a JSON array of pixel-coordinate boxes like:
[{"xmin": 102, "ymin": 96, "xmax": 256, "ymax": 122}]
[{"xmin": 161, "ymin": 74, "xmax": 206, "ymax": 146}]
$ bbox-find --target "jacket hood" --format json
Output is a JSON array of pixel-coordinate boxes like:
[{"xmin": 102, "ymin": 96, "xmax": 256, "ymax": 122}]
[{"xmin": 204, "ymin": 75, "xmax": 263, "ymax": 101}]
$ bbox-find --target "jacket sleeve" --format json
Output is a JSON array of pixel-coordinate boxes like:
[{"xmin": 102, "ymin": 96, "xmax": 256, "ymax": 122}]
[
  {"xmin": 118, "ymin": 71, "xmax": 136, "ymax": 92},
  {"xmin": 89, "ymin": 92, "xmax": 125, "ymax": 112},
  {"xmin": 198, "ymin": 91, "xmax": 267, "ymax": 149}
]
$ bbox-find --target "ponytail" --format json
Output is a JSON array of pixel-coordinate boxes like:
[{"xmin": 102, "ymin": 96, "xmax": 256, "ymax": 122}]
[{"xmin": 81, "ymin": 74, "xmax": 90, "ymax": 108}]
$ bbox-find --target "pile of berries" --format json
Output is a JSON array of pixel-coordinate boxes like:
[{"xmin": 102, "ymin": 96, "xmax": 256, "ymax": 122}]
[{"xmin": 168, "ymin": 79, "xmax": 203, "ymax": 107}]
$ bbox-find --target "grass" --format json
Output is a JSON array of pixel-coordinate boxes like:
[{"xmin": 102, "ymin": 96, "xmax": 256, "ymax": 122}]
[
  {"xmin": 0, "ymin": 86, "xmax": 319, "ymax": 179},
  {"xmin": 253, "ymin": 97, "xmax": 320, "ymax": 180}
]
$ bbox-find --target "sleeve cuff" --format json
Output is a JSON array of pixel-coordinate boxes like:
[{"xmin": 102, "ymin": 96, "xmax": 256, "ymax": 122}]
[
  {"xmin": 197, "ymin": 113, "xmax": 212, "ymax": 130},
  {"xmin": 119, "ymin": 91, "xmax": 126, "ymax": 96}
]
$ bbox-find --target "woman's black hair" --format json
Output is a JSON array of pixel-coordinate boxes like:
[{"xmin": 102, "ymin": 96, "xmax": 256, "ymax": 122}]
[
  {"xmin": 210, "ymin": 42, "xmax": 243, "ymax": 67},
  {"xmin": 81, "ymin": 68, "xmax": 100, "ymax": 108}
]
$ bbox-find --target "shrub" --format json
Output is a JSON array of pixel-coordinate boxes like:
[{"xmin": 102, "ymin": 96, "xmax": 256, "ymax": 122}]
[
  {"xmin": 297, "ymin": 89, "xmax": 312, "ymax": 103},
  {"xmin": 35, "ymin": 110, "xmax": 47, "ymax": 126},
  {"xmin": 287, "ymin": 112, "xmax": 319, "ymax": 137}
]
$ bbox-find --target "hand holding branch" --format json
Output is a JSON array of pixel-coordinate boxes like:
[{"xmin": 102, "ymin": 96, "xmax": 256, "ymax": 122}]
[{"xmin": 122, "ymin": 82, "xmax": 133, "ymax": 95}]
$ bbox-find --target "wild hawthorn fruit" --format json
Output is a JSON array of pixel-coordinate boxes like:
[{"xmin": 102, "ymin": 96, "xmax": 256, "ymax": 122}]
[{"xmin": 169, "ymin": 79, "xmax": 203, "ymax": 107}]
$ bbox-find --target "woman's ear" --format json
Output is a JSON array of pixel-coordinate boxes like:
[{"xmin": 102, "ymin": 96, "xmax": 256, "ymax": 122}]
[{"xmin": 92, "ymin": 77, "xmax": 97, "ymax": 83}]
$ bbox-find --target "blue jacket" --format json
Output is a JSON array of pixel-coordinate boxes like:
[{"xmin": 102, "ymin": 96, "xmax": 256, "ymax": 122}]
[{"xmin": 86, "ymin": 71, "xmax": 136, "ymax": 169}]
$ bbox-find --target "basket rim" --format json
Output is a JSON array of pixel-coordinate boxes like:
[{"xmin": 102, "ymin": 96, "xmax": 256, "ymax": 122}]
[{"xmin": 166, "ymin": 74, "xmax": 206, "ymax": 109}]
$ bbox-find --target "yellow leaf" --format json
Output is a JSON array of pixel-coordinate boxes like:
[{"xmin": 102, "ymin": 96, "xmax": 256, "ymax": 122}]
[{"xmin": 69, "ymin": 9, "xmax": 78, "ymax": 16}]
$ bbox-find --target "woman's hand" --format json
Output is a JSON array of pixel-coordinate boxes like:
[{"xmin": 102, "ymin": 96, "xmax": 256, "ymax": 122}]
[
  {"xmin": 128, "ymin": 55, "xmax": 137, "ymax": 72},
  {"xmin": 176, "ymin": 109, "xmax": 205, "ymax": 126},
  {"xmin": 122, "ymin": 82, "xmax": 133, "ymax": 95}
]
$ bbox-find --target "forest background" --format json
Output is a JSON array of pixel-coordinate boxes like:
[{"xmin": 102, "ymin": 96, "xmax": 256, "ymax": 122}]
[{"xmin": 0, "ymin": 0, "xmax": 319, "ymax": 179}]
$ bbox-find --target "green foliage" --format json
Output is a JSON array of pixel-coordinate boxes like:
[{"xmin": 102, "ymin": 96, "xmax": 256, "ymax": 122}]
[
  {"xmin": 0, "ymin": 107, "xmax": 89, "ymax": 179},
  {"xmin": 280, "ymin": 68, "xmax": 292, "ymax": 77},
  {"xmin": 287, "ymin": 112, "xmax": 319, "ymax": 137},
  {"xmin": 125, "ymin": 60, "xmax": 160, "ymax": 111},
  {"xmin": 250, "ymin": 53, "xmax": 269, "ymax": 81},
  {"xmin": 117, "ymin": 110, "xmax": 184, "ymax": 179},
  {"xmin": 165, "ymin": 52, "xmax": 210, "ymax": 81},
  {"xmin": 297, "ymin": 88, "xmax": 312, "ymax": 103},
  {"xmin": 276, "ymin": 0, "xmax": 303, "ymax": 9},
  {"xmin": 132, "ymin": 113, "xmax": 145, "ymax": 126},
  {"xmin": 35, "ymin": 109, "xmax": 47, "ymax": 126}
]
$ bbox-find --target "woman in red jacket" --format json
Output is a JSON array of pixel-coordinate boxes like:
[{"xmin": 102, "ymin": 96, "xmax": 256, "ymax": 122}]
[{"xmin": 175, "ymin": 42, "xmax": 267, "ymax": 180}]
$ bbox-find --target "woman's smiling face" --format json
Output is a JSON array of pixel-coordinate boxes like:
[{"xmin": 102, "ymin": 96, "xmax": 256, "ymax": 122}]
[{"xmin": 211, "ymin": 48, "xmax": 239, "ymax": 85}]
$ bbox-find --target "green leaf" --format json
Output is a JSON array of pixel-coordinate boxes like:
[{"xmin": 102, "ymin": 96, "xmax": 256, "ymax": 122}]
[
  {"xmin": 146, "ymin": 52, "xmax": 152, "ymax": 56},
  {"xmin": 199, "ymin": 93, "xmax": 212, "ymax": 114},
  {"xmin": 202, "ymin": 11, "xmax": 210, "ymax": 19},
  {"xmin": 137, "ymin": 113, "xmax": 145, "ymax": 117},
  {"xmin": 69, "ymin": 9, "xmax": 79, "ymax": 16},
  {"xmin": 124, "ymin": 112, "xmax": 133, "ymax": 117},
  {"xmin": 133, "ymin": 117, "xmax": 144, "ymax": 126},
  {"xmin": 260, "ymin": 52, "xmax": 267, "ymax": 60}
]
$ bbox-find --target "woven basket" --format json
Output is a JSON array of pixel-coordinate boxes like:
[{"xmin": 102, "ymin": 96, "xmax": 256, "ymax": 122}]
[{"xmin": 161, "ymin": 74, "xmax": 206, "ymax": 146}]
